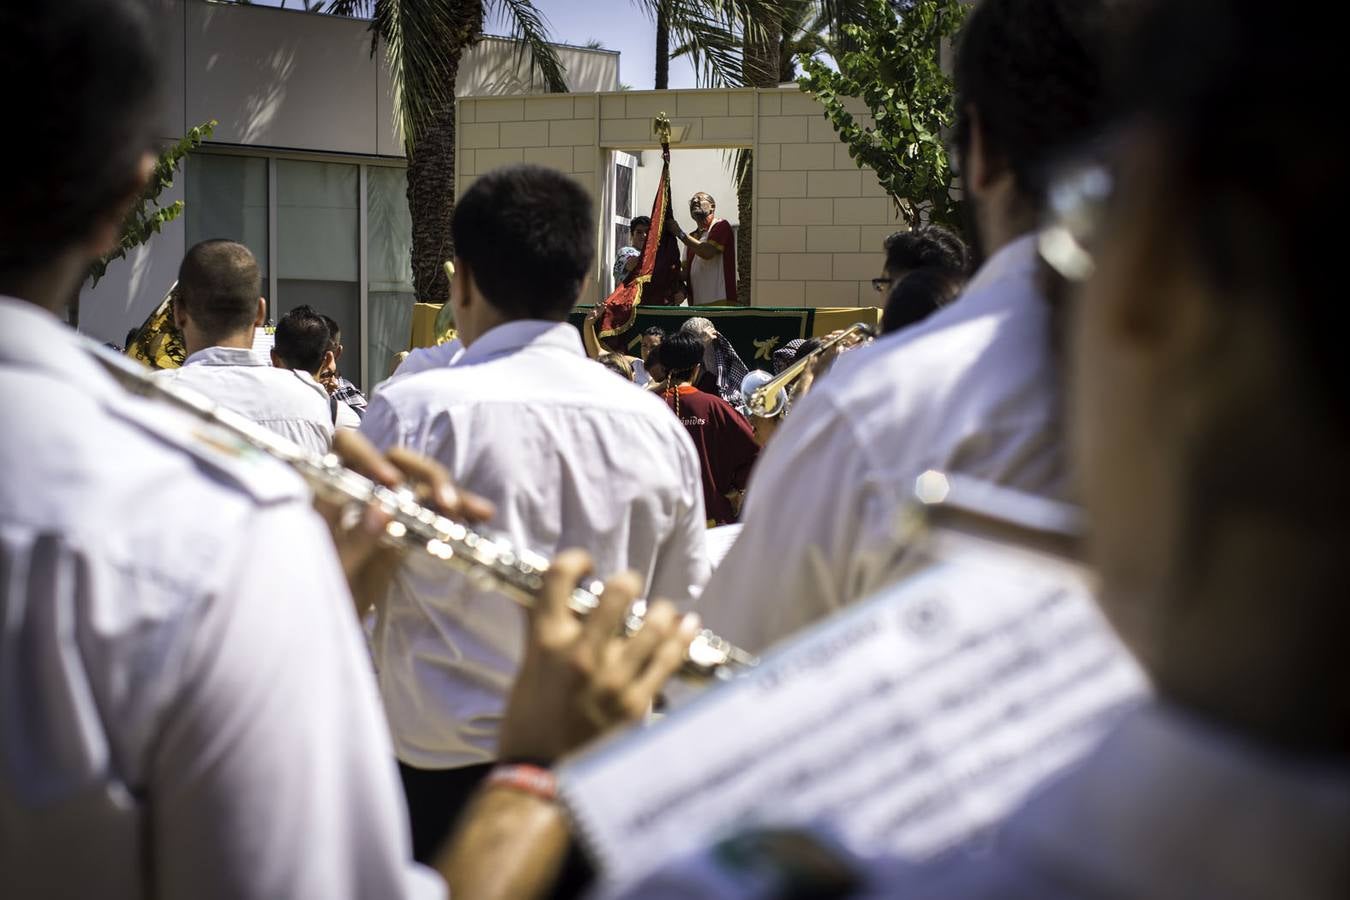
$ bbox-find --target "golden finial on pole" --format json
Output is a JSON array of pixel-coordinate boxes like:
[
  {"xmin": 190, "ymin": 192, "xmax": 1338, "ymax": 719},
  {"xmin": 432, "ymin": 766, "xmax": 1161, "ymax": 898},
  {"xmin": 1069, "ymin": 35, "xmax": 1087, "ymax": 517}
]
[{"xmin": 654, "ymin": 112, "xmax": 672, "ymax": 146}]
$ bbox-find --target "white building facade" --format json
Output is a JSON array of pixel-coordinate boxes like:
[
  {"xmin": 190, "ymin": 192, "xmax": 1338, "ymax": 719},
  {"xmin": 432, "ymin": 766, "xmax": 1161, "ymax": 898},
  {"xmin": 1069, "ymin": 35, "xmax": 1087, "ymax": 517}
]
[{"xmin": 80, "ymin": 0, "xmax": 619, "ymax": 387}]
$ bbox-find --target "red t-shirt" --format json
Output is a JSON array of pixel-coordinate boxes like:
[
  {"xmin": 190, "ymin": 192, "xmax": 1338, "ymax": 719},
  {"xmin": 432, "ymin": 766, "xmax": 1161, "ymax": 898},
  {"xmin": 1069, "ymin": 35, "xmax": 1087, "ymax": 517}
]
[{"xmin": 665, "ymin": 385, "xmax": 759, "ymax": 525}]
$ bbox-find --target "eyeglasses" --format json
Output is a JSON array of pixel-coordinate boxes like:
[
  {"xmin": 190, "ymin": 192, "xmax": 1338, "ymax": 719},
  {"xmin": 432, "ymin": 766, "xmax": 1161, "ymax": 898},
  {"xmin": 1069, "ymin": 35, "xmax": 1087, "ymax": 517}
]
[{"xmin": 871, "ymin": 277, "xmax": 893, "ymax": 292}]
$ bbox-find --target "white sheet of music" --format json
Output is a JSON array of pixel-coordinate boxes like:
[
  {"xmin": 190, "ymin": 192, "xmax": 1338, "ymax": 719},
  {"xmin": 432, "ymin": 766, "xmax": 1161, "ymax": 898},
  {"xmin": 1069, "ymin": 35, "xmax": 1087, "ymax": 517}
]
[
  {"xmin": 558, "ymin": 528, "xmax": 1147, "ymax": 886},
  {"xmin": 704, "ymin": 523, "xmax": 742, "ymax": 569},
  {"xmin": 251, "ymin": 326, "xmax": 275, "ymax": 356}
]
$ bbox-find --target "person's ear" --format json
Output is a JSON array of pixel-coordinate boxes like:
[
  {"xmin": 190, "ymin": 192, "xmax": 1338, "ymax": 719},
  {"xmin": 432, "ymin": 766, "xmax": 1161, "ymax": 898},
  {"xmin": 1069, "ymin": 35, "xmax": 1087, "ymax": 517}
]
[
  {"xmin": 320, "ymin": 349, "xmax": 337, "ymax": 377},
  {"xmin": 84, "ymin": 151, "xmax": 155, "ymax": 260},
  {"xmin": 961, "ymin": 106, "xmax": 1000, "ymax": 198},
  {"xmin": 172, "ymin": 293, "xmax": 188, "ymax": 331},
  {"xmin": 253, "ymin": 297, "xmax": 266, "ymax": 328},
  {"xmin": 451, "ymin": 257, "xmax": 472, "ymax": 313},
  {"xmin": 269, "ymin": 348, "xmax": 282, "ymax": 368}
]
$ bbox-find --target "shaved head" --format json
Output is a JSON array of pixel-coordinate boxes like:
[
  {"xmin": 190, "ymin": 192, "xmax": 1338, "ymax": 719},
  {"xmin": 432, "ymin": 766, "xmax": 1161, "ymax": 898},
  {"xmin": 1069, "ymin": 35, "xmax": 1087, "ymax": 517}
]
[{"xmin": 177, "ymin": 240, "xmax": 261, "ymax": 342}]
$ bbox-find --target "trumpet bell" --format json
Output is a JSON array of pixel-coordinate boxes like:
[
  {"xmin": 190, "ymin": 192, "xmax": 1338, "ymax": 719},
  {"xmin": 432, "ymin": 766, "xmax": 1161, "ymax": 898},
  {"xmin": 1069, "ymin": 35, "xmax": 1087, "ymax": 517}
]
[{"xmin": 741, "ymin": 369, "xmax": 787, "ymax": 418}]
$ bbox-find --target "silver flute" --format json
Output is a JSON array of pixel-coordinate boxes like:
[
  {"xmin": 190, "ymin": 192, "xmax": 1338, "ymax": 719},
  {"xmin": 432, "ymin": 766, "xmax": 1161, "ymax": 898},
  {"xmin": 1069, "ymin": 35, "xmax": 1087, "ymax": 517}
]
[{"xmin": 88, "ymin": 340, "xmax": 757, "ymax": 681}]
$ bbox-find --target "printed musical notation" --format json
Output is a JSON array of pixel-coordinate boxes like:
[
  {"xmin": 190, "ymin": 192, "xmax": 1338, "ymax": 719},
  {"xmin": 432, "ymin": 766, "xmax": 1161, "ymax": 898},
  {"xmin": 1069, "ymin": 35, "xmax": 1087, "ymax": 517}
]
[{"xmin": 558, "ymin": 529, "xmax": 1147, "ymax": 886}]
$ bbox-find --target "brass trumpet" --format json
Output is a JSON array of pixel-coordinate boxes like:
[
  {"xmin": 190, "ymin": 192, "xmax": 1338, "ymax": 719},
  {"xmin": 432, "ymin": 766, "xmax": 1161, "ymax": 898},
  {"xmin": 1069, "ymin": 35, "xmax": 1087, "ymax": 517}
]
[{"xmin": 745, "ymin": 322, "xmax": 876, "ymax": 418}]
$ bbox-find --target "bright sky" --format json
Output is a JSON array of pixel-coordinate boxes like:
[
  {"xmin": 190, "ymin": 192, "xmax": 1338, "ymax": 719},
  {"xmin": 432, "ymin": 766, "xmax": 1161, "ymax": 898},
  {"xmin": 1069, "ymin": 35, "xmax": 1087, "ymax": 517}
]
[
  {"xmin": 249, "ymin": 1, "xmax": 701, "ymax": 90},
  {"xmin": 486, "ymin": 0, "xmax": 701, "ymax": 90}
]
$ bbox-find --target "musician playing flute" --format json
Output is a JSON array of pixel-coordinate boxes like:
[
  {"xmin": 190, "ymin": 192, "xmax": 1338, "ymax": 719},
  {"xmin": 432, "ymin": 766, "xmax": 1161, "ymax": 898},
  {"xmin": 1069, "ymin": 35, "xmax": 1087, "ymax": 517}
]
[{"xmin": 358, "ymin": 163, "xmax": 710, "ymax": 872}]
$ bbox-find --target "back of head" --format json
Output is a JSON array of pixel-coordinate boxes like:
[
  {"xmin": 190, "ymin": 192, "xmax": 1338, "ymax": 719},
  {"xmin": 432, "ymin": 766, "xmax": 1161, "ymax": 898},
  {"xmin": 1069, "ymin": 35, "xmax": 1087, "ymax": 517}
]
[
  {"xmin": 954, "ymin": 0, "xmax": 1131, "ymax": 212},
  {"xmin": 679, "ymin": 317, "xmax": 715, "ymax": 341},
  {"xmin": 319, "ymin": 314, "xmax": 342, "ymax": 352},
  {"xmin": 881, "ymin": 270, "xmax": 963, "ymax": 335},
  {"xmin": 596, "ymin": 353, "xmax": 634, "ymax": 382},
  {"xmin": 452, "ymin": 165, "xmax": 594, "ymax": 320},
  {"xmin": 177, "ymin": 240, "xmax": 262, "ymax": 343},
  {"xmin": 660, "ymin": 332, "xmax": 705, "ymax": 378},
  {"xmin": 1106, "ymin": 0, "xmax": 1348, "ymax": 750},
  {"xmin": 0, "ymin": 0, "xmax": 164, "ymax": 274},
  {"xmin": 274, "ymin": 305, "xmax": 331, "ymax": 375},
  {"xmin": 884, "ymin": 226, "xmax": 970, "ymax": 278}
]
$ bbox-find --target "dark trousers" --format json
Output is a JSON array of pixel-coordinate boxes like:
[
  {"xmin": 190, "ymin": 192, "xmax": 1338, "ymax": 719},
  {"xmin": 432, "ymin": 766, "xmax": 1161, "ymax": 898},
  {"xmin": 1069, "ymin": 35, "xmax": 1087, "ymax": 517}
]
[{"xmin": 398, "ymin": 761, "xmax": 594, "ymax": 898}]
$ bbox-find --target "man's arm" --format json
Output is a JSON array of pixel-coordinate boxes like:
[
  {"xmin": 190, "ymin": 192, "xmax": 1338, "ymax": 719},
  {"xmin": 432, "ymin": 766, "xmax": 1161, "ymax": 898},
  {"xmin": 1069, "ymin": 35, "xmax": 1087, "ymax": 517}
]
[
  {"xmin": 581, "ymin": 306, "xmax": 604, "ymax": 360},
  {"xmin": 435, "ymin": 552, "xmax": 697, "ymax": 899},
  {"xmin": 668, "ymin": 213, "xmax": 723, "ymax": 260},
  {"xmin": 696, "ymin": 389, "xmax": 879, "ymax": 653}
]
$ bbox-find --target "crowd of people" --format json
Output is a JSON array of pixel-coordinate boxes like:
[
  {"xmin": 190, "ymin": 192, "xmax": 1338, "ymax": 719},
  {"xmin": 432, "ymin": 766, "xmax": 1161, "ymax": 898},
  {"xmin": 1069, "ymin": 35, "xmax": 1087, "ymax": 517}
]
[{"xmin": 3, "ymin": 0, "xmax": 1348, "ymax": 898}]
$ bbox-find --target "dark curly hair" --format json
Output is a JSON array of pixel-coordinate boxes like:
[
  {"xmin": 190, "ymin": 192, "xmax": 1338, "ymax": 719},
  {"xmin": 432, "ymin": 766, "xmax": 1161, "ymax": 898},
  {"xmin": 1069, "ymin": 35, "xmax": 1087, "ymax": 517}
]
[{"xmin": 883, "ymin": 225, "xmax": 970, "ymax": 278}]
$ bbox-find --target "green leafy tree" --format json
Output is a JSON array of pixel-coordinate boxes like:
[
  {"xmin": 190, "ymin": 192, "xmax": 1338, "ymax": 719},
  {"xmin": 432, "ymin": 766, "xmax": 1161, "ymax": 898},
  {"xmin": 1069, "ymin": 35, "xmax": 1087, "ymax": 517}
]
[
  {"xmin": 798, "ymin": 0, "xmax": 967, "ymax": 229},
  {"xmin": 87, "ymin": 119, "xmax": 216, "ymax": 287}
]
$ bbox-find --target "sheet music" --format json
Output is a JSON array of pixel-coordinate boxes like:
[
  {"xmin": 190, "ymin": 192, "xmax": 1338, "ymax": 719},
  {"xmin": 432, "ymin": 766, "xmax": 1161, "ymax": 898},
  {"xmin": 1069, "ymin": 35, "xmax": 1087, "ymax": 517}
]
[
  {"xmin": 558, "ymin": 529, "xmax": 1146, "ymax": 886},
  {"xmin": 704, "ymin": 523, "xmax": 742, "ymax": 569},
  {"xmin": 251, "ymin": 326, "xmax": 275, "ymax": 355}
]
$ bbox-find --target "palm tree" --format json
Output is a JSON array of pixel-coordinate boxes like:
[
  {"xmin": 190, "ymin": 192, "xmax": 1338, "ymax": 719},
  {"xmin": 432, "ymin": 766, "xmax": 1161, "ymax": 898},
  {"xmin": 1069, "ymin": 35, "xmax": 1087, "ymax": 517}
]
[
  {"xmin": 324, "ymin": 0, "xmax": 566, "ymax": 303},
  {"xmin": 642, "ymin": 1, "xmax": 788, "ymax": 91},
  {"xmin": 677, "ymin": 0, "xmax": 864, "ymax": 303}
]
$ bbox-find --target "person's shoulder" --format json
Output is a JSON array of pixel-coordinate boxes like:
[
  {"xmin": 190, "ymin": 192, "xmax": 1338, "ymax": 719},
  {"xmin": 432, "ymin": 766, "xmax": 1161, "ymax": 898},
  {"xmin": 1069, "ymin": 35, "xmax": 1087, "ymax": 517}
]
[
  {"xmin": 710, "ymin": 219, "xmax": 734, "ymax": 242},
  {"xmin": 113, "ymin": 392, "xmax": 312, "ymax": 507}
]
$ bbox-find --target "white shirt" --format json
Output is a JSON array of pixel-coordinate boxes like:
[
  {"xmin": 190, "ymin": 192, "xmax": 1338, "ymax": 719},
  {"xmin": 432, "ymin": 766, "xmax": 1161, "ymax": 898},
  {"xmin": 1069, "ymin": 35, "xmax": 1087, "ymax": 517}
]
[
  {"xmin": 618, "ymin": 702, "xmax": 1350, "ymax": 898},
  {"xmin": 361, "ymin": 320, "xmax": 710, "ymax": 769},
  {"xmin": 0, "ymin": 297, "xmax": 440, "ymax": 900},
  {"xmin": 335, "ymin": 397, "xmax": 362, "ymax": 430},
  {"xmin": 688, "ymin": 217, "xmax": 732, "ymax": 305},
  {"xmin": 154, "ymin": 345, "xmax": 334, "ymax": 455},
  {"xmin": 392, "ymin": 339, "xmax": 465, "ymax": 381},
  {"xmin": 701, "ymin": 235, "xmax": 1066, "ymax": 653}
]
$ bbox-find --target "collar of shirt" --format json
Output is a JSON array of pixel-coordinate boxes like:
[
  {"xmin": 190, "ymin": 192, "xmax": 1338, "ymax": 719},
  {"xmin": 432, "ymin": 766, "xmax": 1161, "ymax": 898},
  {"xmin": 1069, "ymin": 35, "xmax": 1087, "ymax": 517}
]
[
  {"xmin": 184, "ymin": 346, "xmax": 273, "ymax": 368},
  {"xmin": 458, "ymin": 319, "xmax": 585, "ymax": 367},
  {"xmin": 951, "ymin": 232, "xmax": 1041, "ymax": 317},
  {"xmin": 0, "ymin": 295, "xmax": 123, "ymax": 403},
  {"xmin": 1010, "ymin": 701, "xmax": 1350, "ymax": 897}
]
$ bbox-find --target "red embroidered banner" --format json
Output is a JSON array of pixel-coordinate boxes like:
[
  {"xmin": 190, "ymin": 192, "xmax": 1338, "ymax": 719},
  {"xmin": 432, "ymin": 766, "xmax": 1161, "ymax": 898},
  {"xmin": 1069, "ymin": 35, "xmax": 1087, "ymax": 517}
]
[{"xmin": 597, "ymin": 142, "xmax": 683, "ymax": 353}]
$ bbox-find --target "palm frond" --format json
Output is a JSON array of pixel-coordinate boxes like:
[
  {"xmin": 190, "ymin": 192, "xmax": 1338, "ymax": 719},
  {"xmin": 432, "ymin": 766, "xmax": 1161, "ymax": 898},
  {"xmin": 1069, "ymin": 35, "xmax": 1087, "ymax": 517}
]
[
  {"xmin": 661, "ymin": 0, "xmax": 787, "ymax": 88},
  {"xmin": 322, "ymin": 0, "xmax": 375, "ymax": 17},
  {"xmin": 363, "ymin": 0, "xmax": 466, "ymax": 149},
  {"xmin": 485, "ymin": 0, "xmax": 569, "ymax": 93}
]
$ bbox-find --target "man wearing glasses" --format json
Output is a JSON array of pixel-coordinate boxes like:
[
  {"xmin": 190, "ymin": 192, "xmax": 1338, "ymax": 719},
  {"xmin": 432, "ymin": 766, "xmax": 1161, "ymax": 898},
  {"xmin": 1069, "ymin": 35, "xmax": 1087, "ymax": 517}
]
[{"xmin": 669, "ymin": 192, "xmax": 737, "ymax": 306}]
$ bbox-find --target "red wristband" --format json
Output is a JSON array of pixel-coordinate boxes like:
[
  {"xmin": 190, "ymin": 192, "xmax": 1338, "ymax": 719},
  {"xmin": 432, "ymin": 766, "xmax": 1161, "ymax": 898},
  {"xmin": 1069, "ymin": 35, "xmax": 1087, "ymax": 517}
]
[{"xmin": 485, "ymin": 763, "xmax": 557, "ymax": 802}]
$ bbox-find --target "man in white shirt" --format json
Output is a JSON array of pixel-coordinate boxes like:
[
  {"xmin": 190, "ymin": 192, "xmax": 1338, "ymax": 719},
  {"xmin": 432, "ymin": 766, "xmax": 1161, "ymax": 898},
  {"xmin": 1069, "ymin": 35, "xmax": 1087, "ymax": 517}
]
[
  {"xmin": 671, "ymin": 192, "xmax": 736, "ymax": 305},
  {"xmin": 273, "ymin": 304, "xmax": 362, "ymax": 431},
  {"xmin": 156, "ymin": 240, "xmax": 335, "ymax": 454},
  {"xmin": 699, "ymin": 0, "xmax": 1122, "ymax": 654},
  {"xmin": 0, "ymin": 3, "xmax": 449, "ymax": 895},
  {"xmin": 360, "ymin": 163, "xmax": 710, "ymax": 861}
]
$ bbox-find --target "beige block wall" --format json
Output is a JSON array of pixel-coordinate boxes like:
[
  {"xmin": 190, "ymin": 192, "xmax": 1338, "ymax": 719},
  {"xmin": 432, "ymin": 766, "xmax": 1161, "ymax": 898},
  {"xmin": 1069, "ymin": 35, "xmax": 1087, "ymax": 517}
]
[{"xmin": 459, "ymin": 86, "xmax": 902, "ymax": 310}]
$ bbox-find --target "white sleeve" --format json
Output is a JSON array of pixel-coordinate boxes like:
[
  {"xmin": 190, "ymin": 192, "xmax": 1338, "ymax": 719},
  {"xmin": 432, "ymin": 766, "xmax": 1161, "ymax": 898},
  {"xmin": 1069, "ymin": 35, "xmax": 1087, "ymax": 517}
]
[
  {"xmin": 646, "ymin": 438, "xmax": 713, "ymax": 607},
  {"xmin": 149, "ymin": 501, "xmax": 443, "ymax": 900},
  {"xmin": 696, "ymin": 390, "xmax": 895, "ymax": 655},
  {"xmin": 359, "ymin": 390, "xmax": 405, "ymax": 453}
]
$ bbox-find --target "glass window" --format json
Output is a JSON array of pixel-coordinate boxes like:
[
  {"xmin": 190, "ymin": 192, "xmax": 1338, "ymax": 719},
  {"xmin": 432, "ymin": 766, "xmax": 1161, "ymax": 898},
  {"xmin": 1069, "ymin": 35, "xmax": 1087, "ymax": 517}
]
[
  {"xmin": 367, "ymin": 165, "xmax": 416, "ymax": 383},
  {"xmin": 185, "ymin": 153, "xmax": 268, "ymax": 281},
  {"xmin": 275, "ymin": 159, "xmax": 361, "ymax": 385}
]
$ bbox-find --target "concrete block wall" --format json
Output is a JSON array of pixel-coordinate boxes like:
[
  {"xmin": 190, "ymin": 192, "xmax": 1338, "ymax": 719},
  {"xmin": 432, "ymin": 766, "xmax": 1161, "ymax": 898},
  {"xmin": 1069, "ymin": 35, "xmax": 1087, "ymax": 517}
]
[
  {"xmin": 753, "ymin": 91, "xmax": 904, "ymax": 308},
  {"xmin": 458, "ymin": 87, "xmax": 903, "ymax": 310}
]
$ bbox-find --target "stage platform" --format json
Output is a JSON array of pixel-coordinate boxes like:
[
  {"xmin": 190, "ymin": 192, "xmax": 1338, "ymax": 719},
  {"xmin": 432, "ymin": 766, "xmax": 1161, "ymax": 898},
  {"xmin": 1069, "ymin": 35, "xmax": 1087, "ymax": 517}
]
[{"xmin": 410, "ymin": 303, "xmax": 882, "ymax": 373}]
